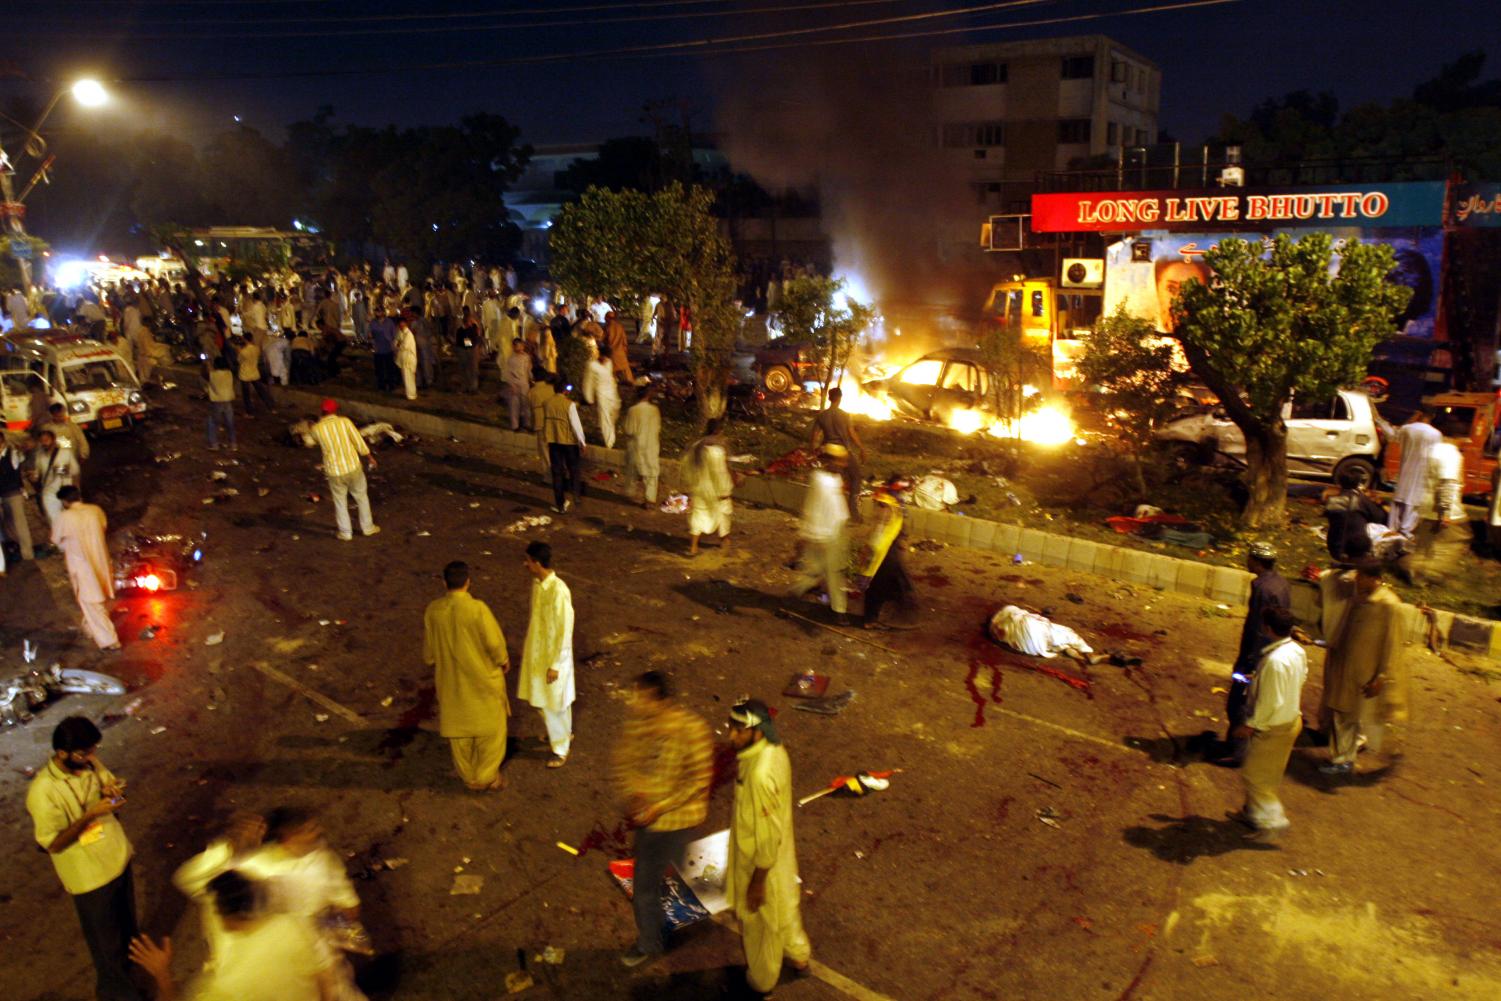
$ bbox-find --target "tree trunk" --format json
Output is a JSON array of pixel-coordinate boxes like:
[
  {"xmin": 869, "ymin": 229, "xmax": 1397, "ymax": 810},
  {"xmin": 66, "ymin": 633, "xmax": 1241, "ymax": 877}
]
[
  {"xmin": 1242, "ymin": 424, "xmax": 1288, "ymax": 527},
  {"xmin": 1130, "ymin": 453, "xmax": 1149, "ymax": 499},
  {"xmin": 695, "ymin": 364, "xmax": 727, "ymax": 423}
]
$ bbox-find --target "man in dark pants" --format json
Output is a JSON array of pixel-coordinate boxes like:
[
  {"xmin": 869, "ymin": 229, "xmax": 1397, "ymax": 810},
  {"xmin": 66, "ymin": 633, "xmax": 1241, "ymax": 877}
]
[
  {"xmin": 369, "ymin": 307, "xmax": 398, "ymax": 392},
  {"xmin": 613, "ymin": 671, "xmax": 713, "ymax": 968},
  {"xmin": 26, "ymin": 716, "xmax": 143, "ymax": 1000},
  {"xmin": 542, "ymin": 378, "xmax": 586, "ymax": 513},
  {"xmin": 810, "ymin": 387, "xmax": 868, "ymax": 523},
  {"xmin": 1217, "ymin": 542, "xmax": 1291, "ymax": 765}
]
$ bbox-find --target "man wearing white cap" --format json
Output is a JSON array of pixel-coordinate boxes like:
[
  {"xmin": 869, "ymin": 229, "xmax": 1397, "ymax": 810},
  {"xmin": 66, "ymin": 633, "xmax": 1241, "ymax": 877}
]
[{"xmin": 725, "ymin": 698, "xmax": 811, "ymax": 995}]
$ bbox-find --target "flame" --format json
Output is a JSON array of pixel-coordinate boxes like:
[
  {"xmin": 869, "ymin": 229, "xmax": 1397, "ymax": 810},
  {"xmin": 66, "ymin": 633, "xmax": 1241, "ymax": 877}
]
[
  {"xmin": 834, "ymin": 373, "xmax": 893, "ymax": 421},
  {"xmin": 945, "ymin": 408, "xmax": 988, "ymax": 435},
  {"xmin": 988, "ymin": 405, "xmax": 1076, "ymax": 447}
]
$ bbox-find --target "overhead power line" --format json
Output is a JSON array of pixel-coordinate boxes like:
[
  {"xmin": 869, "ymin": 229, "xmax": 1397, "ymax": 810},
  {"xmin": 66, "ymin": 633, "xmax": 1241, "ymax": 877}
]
[
  {"xmin": 109, "ymin": 0, "xmax": 1236, "ymax": 82},
  {"xmin": 21, "ymin": 0, "xmax": 901, "ymax": 28},
  {"xmin": 24, "ymin": 0, "xmax": 907, "ymax": 38}
]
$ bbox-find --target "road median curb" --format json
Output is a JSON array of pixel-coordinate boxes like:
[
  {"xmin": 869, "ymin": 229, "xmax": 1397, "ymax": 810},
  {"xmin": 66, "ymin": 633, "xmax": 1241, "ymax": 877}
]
[{"xmin": 245, "ymin": 376, "xmax": 1499, "ymax": 664}]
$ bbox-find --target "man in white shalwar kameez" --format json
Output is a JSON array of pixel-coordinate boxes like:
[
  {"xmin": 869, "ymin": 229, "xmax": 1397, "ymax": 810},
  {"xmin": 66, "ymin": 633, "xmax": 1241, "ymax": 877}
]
[
  {"xmin": 684, "ymin": 419, "xmax": 734, "ymax": 556},
  {"xmin": 1231, "ymin": 606, "xmax": 1307, "ymax": 841},
  {"xmin": 1388, "ymin": 410, "xmax": 1441, "ymax": 536},
  {"xmin": 519, "ymin": 541, "xmax": 576, "ymax": 767},
  {"xmin": 394, "ymin": 319, "xmax": 418, "ymax": 401},
  {"xmin": 583, "ymin": 352, "xmax": 620, "ymax": 448},
  {"xmin": 51, "ymin": 487, "xmax": 121, "ymax": 650},
  {"xmin": 725, "ymin": 698, "xmax": 811, "ymax": 995},
  {"xmin": 622, "ymin": 385, "xmax": 661, "ymax": 507}
]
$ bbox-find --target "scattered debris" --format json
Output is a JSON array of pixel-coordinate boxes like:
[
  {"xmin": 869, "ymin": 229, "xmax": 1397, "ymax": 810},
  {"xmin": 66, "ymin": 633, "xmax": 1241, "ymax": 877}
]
[
  {"xmin": 450, "ymin": 874, "xmax": 484, "ymax": 895},
  {"xmin": 783, "ymin": 671, "xmax": 831, "ymax": 698},
  {"xmin": 659, "ymin": 493, "xmax": 690, "ymax": 514},
  {"xmin": 210, "ymin": 470, "xmax": 229, "ymax": 481},
  {"xmin": 314, "ymin": 713, "xmax": 330, "ymax": 723},
  {"xmin": 1192, "ymin": 955, "xmax": 1219, "ymax": 968},
  {"xmin": 792, "ymin": 690, "xmax": 855, "ymax": 716},
  {"xmin": 556, "ymin": 842, "xmax": 580, "ymax": 856},
  {"xmin": 911, "ymin": 538, "xmax": 946, "ymax": 553},
  {"xmin": 504, "ymin": 971, "xmax": 534, "ymax": 994},
  {"xmin": 505, "ymin": 515, "xmax": 553, "ymax": 533},
  {"xmin": 380, "ymin": 696, "xmax": 394, "ymax": 707},
  {"xmin": 416, "ymin": 530, "xmax": 431, "ymax": 537},
  {"xmin": 257, "ymin": 487, "xmax": 271, "ymax": 497},
  {"xmin": 150, "ymin": 726, "xmax": 167, "ymax": 735},
  {"xmin": 540, "ymin": 946, "xmax": 565, "ymax": 965},
  {"xmin": 798, "ymin": 769, "xmax": 897, "ymax": 807},
  {"xmin": 381, "ymin": 857, "xmax": 410, "ymax": 870},
  {"xmin": 912, "ymin": 475, "xmax": 958, "ymax": 511},
  {"xmin": 204, "ymin": 631, "xmax": 225, "ymax": 646},
  {"xmin": 729, "ymin": 453, "xmax": 757, "ymax": 464},
  {"xmin": 139, "ymin": 626, "xmax": 159, "ymax": 640},
  {"xmin": 1036, "ymin": 806, "xmax": 1063, "ymax": 830},
  {"xmin": 358, "ymin": 422, "xmax": 406, "ymax": 446},
  {"xmin": 153, "ymin": 452, "xmax": 182, "ymax": 464}
]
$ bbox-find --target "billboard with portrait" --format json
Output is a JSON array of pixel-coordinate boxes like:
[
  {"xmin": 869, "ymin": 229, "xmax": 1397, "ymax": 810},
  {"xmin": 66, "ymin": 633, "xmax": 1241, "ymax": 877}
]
[{"xmin": 1103, "ymin": 229, "xmax": 1444, "ymax": 341}]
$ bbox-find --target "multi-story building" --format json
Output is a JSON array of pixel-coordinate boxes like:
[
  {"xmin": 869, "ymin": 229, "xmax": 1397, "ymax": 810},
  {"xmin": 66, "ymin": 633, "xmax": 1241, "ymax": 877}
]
[{"xmin": 932, "ymin": 34, "xmax": 1160, "ymax": 212}]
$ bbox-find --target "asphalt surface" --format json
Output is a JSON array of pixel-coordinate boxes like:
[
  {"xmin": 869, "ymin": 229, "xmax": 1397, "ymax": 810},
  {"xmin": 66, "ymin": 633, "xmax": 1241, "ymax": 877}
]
[{"xmin": 3, "ymin": 386, "xmax": 1501, "ymax": 1001}]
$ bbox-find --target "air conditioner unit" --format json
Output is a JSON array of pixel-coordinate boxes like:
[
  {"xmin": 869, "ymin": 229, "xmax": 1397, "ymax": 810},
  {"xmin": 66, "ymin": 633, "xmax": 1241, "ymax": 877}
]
[{"xmin": 1061, "ymin": 258, "xmax": 1104, "ymax": 288}]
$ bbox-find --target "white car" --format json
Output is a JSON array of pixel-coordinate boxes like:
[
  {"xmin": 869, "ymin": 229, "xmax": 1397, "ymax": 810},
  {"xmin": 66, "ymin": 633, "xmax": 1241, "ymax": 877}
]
[
  {"xmin": 1, "ymin": 333, "xmax": 148, "ymax": 433},
  {"xmin": 1156, "ymin": 388, "xmax": 1384, "ymax": 486}
]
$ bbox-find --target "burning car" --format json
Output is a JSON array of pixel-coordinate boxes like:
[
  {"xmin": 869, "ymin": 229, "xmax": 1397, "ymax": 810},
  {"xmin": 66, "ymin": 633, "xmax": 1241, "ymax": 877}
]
[{"xmin": 857, "ymin": 348, "xmax": 1074, "ymax": 445}]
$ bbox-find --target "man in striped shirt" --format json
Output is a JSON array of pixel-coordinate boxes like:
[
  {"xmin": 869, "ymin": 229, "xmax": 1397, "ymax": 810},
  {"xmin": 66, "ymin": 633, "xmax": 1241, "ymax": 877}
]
[
  {"xmin": 310, "ymin": 399, "xmax": 381, "ymax": 542},
  {"xmin": 613, "ymin": 670, "xmax": 713, "ymax": 968}
]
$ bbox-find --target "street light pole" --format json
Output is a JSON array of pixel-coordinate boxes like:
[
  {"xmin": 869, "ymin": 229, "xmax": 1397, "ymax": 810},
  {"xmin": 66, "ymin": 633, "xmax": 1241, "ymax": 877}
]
[{"xmin": 2, "ymin": 79, "xmax": 109, "ymax": 291}]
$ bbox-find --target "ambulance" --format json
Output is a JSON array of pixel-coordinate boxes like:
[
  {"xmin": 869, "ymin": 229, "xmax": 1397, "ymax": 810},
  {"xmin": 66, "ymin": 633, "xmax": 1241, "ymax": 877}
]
[{"xmin": 1, "ymin": 334, "xmax": 149, "ymax": 433}]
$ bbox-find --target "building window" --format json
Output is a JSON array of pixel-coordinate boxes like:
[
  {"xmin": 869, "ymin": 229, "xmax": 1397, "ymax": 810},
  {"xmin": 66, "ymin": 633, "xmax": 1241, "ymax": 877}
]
[
  {"xmin": 1107, "ymin": 122, "xmax": 1118, "ymax": 145},
  {"xmin": 1058, "ymin": 119, "xmax": 1091, "ymax": 144},
  {"xmin": 1061, "ymin": 56, "xmax": 1094, "ymax": 79},
  {"xmin": 942, "ymin": 121, "xmax": 1005, "ymax": 148},
  {"xmin": 1111, "ymin": 60, "xmax": 1128, "ymax": 83},
  {"xmin": 938, "ymin": 60, "xmax": 1006, "ymax": 87}
]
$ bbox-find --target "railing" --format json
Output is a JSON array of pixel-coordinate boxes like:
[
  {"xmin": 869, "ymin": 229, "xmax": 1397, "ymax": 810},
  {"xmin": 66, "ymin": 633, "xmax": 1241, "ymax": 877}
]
[{"xmin": 1036, "ymin": 148, "xmax": 1452, "ymax": 193}]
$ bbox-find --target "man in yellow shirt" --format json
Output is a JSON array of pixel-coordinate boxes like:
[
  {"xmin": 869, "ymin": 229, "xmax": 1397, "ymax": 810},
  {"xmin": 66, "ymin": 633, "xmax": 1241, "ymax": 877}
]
[
  {"xmin": 614, "ymin": 670, "xmax": 713, "ymax": 967},
  {"xmin": 424, "ymin": 560, "xmax": 511, "ymax": 790},
  {"xmin": 26, "ymin": 716, "xmax": 142, "ymax": 1000},
  {"xmin": 309, "ymin": 399, "xmax": 380, "ymax": 542}
]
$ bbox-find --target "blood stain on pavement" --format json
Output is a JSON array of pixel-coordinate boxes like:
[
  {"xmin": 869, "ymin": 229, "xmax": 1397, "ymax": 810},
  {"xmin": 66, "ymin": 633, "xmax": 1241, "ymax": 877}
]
[{"xmin": 377, "ymin": 685, "xmax": 437, "ymax": 759}]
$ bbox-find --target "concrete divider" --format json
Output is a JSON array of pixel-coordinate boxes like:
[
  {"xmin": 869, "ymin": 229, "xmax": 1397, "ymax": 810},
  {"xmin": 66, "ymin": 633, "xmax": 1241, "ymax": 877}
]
[{"xmin": 256, "ymin": 376, "xmax": 1496, "ymax": 661}]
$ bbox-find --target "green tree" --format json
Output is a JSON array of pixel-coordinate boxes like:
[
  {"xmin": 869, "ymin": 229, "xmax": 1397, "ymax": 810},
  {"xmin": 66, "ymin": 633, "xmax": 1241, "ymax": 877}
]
[
  {"xmin": 1172, "ymin": 233, "xmax": 1412, "ymax": 527},
  {"xmin": 550, "ymin": 182, "xmax": 739, "ymax": 422},
  {"xmin": 777, "ymin": 275, "xmax": 874, "ymax": 405},
  {"xmin": 978, "ymin": 310, "xmax": 1049, "ymax": 435},
  {"xmin": 1077, "ymin": 308, "xmax": 1185, "ymax": 497}
]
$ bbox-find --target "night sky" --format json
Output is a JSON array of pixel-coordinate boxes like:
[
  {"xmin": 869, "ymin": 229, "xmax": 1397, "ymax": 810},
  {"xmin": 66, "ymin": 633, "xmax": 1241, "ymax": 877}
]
[{"xmin": 3, "ymin": 0, "xmax": 1498, "ymax": 149}]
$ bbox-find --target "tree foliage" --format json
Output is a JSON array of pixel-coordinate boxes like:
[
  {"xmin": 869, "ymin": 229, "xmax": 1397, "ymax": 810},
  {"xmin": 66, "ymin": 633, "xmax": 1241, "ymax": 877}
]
[
  {"xmin": 1214, "ymin": 51, "xmax": 1501, "ymax": 178},
  {"xmin": 1077, "ymin": 308, "xmax": 1185, "ymax": 497},
  {"xmin": 777, "ymin": 276, "xmax": 874, "ymax": 405},
  {"xmin": 550, "ymin": 182, "xmax": 740, "ymax": 422},
  {"xmin": 1172, "ymin": 233, "xmax": 1411, "ymax": 526},
  {"xmin": 978, "ymin": 313, "xmax": 1049, "ymax": 431},
  {"xmin": 15, "ymin": 109, "xmax": 531, "ymax": 265}
]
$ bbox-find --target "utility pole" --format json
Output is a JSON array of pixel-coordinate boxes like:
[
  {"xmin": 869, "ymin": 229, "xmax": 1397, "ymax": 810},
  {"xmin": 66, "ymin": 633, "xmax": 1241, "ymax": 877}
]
[{"xmin": 1, "ymin": 147, "xmax": 35, "ymax": 289}]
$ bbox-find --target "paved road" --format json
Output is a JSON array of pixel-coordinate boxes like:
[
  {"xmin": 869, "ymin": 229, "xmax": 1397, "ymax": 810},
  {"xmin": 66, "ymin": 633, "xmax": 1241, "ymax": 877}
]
[{"xmin": 3, "ymin": 387, "xmax": 1500, "ymax": 1000}]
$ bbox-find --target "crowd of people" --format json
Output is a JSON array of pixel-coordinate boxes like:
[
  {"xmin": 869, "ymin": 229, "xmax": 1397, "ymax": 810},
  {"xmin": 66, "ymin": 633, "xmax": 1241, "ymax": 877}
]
[{"xmin": 5, "ymin": 252, "xmax": 1457, "ymax": 999}]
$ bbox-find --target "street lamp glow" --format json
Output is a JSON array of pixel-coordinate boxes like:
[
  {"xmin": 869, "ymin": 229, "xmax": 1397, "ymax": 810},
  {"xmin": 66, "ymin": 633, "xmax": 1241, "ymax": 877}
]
[{"xmin": 71, "ymin": 79, "xmax": 108, "ymax": 108}]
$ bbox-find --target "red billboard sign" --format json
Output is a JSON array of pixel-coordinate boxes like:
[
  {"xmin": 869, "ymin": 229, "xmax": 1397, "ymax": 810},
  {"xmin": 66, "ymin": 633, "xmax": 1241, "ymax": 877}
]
[{"xmin": 1030, "ymin": 183, "xmax": 1445, "ymax": 233}]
